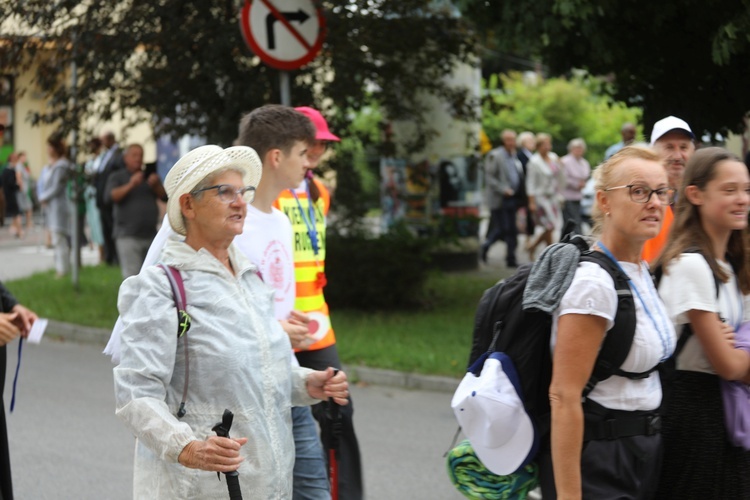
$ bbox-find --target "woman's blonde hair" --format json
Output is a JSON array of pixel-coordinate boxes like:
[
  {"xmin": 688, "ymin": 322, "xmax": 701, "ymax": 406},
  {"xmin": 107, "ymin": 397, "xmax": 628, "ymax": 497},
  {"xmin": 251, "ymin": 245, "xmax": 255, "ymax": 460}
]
[
  {"xmin": 590, "ymin": 145, "xmax": 663, "ymax": 235},
  {"xmin": 656, "ymin": 147, "xmax": 750, "ymax": 293}
]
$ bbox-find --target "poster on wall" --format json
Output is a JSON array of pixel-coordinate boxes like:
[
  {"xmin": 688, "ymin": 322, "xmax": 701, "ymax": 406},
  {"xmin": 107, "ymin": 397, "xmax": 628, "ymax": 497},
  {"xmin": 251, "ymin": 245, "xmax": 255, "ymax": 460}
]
[{"xmin": 380, "ymin": 155, "xmax": 481, "ymax": 233}]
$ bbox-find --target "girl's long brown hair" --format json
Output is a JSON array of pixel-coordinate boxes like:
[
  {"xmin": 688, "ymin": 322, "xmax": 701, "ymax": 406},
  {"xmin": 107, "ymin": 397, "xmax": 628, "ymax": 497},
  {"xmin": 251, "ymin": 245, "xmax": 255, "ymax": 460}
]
[{"xmin": 656, "ymin": 147, "xmax": 750, "ymax": 293}]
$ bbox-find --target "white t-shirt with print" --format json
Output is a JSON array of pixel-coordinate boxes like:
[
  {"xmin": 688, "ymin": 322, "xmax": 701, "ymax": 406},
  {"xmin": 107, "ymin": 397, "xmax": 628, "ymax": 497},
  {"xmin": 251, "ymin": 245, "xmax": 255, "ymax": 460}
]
[
  {"xmin": 552, "ymin": 260, "xmax": 676, "ymax": 411},
  {"xmin": 235, "ymin": 205, "xmax": 296, "ymax": 321},
  {"xmin": 658, "ymin": 253, "xmax": 750, "ymax": 374}
]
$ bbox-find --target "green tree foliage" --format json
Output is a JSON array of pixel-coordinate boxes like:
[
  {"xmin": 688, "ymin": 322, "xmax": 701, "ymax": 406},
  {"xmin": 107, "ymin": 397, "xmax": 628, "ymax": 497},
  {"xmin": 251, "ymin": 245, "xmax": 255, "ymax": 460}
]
[
  {"xmin": 457, "ymin": 0, "xmax": 750, "ymax": 136},
  {"xmin": 482, "ymin": 72, "xmax": 641, "ymax": 164},
  {"xmin": 0, "ymin": 1, "xmax": 476, "ymax": 148}
]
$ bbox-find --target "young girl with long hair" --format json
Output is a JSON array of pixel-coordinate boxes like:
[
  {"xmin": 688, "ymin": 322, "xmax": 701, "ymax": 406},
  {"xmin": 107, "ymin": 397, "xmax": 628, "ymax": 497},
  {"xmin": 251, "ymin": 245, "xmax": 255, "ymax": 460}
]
[{"xmin": 655, "ymin": 147, "xmax": 750, "ymax": 498}]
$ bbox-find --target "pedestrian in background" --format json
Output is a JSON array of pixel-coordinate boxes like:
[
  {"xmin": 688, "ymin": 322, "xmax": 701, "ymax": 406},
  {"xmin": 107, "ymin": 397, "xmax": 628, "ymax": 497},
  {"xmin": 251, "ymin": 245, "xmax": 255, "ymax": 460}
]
[
  {"xmin": 516, "ymin": 131, "xmax": 536, "ymax": 243},
  {"xmin": 481, "ymin": 129, "xmax": 523, "ymax": 267},
  {"xmin": 655, "ymin": 147, "xmax": 750, "ymax": 499},
  {"xmin": 1, "ymin": 153, "xmax": 22, "ymax": 238},
  {"xmin": 83, "ymin": 137, "xmax": 105, "ymax": 263},
  {"xmin": 604, "ymin": 122, "xmax": 637, "ymax": 160},
  {"xmin": 37, "ymin": 133, "xmax": 72, "ymax": 277},
  {"xmin": 14, "ymin": 152, "xmax": 33, "ymax": 233},
  {"xmin": 642, "ymin": 116, "xmax": 695, "ymax": 263},
  {"xmin": 113, "ymin": 144, "xmax": 349, "ymax": 499},
  {"xmin": 560, "ymin": 138, "xmax": 591, "ymax": 234},
  {"xmin": 94, "ymin": 131, "xmax": 123, "ymax": 266},
  {"xmin": 274, "ymin": 106, "xmax": 365, "ymax": 500},
  {"xmin": 35, "ymin": 159, "xmax": 53, "ymax": 248},
  {"xmin": 105, "ymin": 143, "xmax": 165, "ymax": 279},
  {"xmin": 525, "ymin": 133, "xmax": 563, "ymax": 260}
]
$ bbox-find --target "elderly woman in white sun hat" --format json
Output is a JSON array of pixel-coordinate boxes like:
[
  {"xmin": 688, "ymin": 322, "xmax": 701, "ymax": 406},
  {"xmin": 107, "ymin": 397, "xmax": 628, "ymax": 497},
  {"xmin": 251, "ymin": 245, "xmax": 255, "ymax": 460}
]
[{"xmin": 113, "ymin": 145, "xmax": 349, "ymax": 499}]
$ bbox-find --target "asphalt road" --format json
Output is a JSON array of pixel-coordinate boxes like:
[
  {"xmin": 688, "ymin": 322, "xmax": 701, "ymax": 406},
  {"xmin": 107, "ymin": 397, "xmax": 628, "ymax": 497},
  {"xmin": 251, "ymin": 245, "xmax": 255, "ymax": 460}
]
[{"xmin": 4, "ymin": 339, "xmax": 466, "ymax": 499}]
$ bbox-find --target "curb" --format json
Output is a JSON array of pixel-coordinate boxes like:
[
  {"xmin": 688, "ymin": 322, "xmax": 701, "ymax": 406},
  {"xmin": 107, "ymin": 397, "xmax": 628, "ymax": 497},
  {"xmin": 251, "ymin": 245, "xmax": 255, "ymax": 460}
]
[{"xmin": 45, "ymin": 321, "xmax": 461, "ymax": 394}]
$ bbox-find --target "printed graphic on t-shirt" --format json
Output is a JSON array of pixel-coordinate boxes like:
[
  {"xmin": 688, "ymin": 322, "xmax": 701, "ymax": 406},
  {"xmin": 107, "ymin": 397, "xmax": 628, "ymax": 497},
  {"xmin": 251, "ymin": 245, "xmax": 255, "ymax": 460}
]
[{"xmin": 260, "ymin": 240, "xmax": 293, "ymax": 305}]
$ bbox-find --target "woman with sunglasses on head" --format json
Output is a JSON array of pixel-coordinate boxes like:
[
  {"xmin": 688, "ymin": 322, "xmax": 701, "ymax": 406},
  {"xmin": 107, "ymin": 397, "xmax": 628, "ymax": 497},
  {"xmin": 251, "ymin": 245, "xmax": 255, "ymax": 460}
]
[
  {"xmin": 274, "ymin": 107, "xmax": 364, "ymax": 500},
  {"xmin": 654, "ymin": 147, "xmax": 750, "ymax": 499},
  {"xmin": 113, "ymin": 145, "xmax": 349, "ymax": 499},
  {"xmin": 540, "ymin": 145, "xmax": 675, "ymax": 499}
]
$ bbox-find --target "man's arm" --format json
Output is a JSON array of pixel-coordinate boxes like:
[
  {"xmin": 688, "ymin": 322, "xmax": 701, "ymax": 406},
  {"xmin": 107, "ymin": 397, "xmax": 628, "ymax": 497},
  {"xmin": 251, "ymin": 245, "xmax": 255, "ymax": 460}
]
[
  {"xmin": 147, "ymin": 173, "xmax": 167, "ymax": 201},
  {"xmin": 109, "ymin": 172, "xmax": 144, "ymax": 204}
]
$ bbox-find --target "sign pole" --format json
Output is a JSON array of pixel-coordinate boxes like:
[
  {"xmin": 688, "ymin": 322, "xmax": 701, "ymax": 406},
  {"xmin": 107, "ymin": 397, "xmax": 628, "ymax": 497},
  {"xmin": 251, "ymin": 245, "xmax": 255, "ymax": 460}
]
[{"xmin": 280, "ymin": 71, "xmax": 291, "ymax": 105}]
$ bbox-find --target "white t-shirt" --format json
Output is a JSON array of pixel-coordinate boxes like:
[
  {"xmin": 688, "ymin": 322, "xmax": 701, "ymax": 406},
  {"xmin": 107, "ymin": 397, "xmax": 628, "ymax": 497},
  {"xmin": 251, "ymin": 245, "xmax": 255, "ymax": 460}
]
[
  {"xmin": 658, "ymin": 253, "xmax": 750, "ymax": 374},
  {"xmin": 552, "ymin": 260, "xmax": 676, "ymax": 411},
  {"xmin": 234, "ymin": 205, "xmax": 295, "ymax": 320}
]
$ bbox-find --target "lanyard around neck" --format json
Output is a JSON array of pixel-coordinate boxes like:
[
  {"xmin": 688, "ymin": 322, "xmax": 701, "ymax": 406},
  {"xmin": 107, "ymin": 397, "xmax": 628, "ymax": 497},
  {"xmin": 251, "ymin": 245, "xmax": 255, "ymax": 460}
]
[
  {"xmin": 597, "ymin": 241, "xmax": 674, "ymax": 362},
  {"xmin": 290, "ymin": 180, "xmax": 320, "ymax": 256}
]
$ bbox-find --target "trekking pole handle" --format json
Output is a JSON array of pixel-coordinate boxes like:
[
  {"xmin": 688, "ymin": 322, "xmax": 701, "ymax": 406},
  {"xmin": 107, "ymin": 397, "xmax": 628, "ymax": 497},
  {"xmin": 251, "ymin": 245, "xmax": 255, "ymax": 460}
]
[{"xmin": 212, "ymin": 409, "xmax": 243, "ymax": 500}]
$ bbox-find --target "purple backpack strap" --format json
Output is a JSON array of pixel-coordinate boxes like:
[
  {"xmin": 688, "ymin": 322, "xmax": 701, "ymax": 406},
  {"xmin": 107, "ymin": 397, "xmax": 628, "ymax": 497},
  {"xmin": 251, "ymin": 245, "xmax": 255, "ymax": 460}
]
[{"xmin": 158, "ymin": 264, "xmax": 190, "ymax": 418}]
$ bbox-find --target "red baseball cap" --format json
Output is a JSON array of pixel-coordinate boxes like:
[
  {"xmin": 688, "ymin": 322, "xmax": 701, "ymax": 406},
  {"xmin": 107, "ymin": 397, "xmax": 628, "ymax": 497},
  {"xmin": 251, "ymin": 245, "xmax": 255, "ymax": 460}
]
[{"xmin": 295, "ymin": 106, "xmax": 340, "ymax": 142}]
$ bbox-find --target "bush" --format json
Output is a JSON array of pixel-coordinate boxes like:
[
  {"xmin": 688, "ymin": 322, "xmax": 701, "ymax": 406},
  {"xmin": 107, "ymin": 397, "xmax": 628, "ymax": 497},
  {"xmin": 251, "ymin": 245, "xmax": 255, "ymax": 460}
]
[{"xmin": 325, "ymin": 224, "xmax": 435, "ymax": 310}]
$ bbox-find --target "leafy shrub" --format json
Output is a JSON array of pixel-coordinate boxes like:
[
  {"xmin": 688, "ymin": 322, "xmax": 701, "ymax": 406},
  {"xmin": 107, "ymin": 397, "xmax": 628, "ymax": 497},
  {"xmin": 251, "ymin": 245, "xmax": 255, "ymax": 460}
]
[{"xmin": 325, "ymin": 224, "xmax": 435, "ymax": 310}]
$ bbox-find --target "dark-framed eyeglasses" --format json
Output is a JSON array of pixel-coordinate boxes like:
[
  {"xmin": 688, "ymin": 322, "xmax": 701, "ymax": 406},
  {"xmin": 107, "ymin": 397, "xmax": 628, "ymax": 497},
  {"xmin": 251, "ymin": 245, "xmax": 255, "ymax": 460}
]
[
  {"xmin": 190, "ymin": 184, "xmax": 256, "ymax": 203},
  {"xmin": 604, "ymin": 184, "xmax": 675, "ymax": 204}
]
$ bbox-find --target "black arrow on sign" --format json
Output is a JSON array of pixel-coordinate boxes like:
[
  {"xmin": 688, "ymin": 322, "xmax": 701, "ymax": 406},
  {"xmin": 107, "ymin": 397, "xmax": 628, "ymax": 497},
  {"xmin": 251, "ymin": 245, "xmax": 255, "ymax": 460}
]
[{"xmin": 266, "ymin": 9, "xmax": 310, "ymax": 50}]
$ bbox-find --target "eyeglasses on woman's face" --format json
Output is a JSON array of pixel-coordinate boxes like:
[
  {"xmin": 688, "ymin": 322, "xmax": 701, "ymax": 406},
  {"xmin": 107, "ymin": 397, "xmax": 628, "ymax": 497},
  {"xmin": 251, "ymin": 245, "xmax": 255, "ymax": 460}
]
[
  {"xmin": 604, "ymin": 184, "xmax": 675, "ymax": 204},
  {"xmin": 191, "ymin": 184, "xmax": 256, "ymax": 203}
]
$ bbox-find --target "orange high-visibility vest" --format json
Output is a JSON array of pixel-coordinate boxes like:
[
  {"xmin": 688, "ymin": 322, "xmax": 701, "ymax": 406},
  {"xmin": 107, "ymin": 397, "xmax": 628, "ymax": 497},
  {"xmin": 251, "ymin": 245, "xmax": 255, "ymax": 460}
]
[
  {"xmin": 274, "ymin": 180, "xmax": 335, "ymax": 351},
  {"xmin": 642, "ymin": 206, "xmax": 674, "ymax": 264}
]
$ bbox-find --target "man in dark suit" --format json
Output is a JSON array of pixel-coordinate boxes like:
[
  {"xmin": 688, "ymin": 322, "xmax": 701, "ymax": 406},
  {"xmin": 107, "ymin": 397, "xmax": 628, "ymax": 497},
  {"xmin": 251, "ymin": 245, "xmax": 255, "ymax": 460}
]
[
  {"xmin": 516, "ymin": 131, "xmax": 536, "ymax": 240},
  {"xmin": 95, "ymin": 131, "xmax": 123, "ymax": 265}
]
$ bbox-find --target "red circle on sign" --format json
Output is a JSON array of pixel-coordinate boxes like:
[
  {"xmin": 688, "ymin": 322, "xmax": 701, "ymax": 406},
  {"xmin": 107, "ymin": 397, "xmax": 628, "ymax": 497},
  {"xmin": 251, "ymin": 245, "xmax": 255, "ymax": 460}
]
[{"xmin": 239, "ymin": 0, "xmax": 326, "ymax": 71}]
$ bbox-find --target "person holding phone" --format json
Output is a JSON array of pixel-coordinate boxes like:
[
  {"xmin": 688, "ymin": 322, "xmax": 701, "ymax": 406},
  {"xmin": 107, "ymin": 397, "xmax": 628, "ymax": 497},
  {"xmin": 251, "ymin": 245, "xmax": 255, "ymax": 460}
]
[{"xmin": 105, "ymin": 143, "xmax": 166, "ymax": 279}]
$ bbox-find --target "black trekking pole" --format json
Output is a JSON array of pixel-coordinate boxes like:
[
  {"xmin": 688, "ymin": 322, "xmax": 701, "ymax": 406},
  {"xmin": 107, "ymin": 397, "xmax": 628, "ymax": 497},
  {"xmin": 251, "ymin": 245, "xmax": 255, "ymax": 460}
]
[
  {"xmin": 327, "ymin": 370, "xmax": 343, "ymax": 500},
  {"xmin": 212, "ymin": 409, "xmax": 243, "ymax": 500}
]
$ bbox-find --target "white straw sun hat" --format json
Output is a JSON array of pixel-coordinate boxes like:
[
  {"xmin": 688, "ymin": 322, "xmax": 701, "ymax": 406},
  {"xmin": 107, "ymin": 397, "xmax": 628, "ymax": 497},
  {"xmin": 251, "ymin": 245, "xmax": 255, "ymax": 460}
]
[{"xmin": 164, "ymin": 145, "xmax": 262, "ymax": 235}]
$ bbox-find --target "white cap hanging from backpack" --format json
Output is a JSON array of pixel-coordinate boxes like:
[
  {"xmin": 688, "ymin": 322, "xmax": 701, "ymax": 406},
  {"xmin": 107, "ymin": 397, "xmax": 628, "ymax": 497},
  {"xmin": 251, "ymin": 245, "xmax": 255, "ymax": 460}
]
[{"xmin": 451, "ymin": 352, "xmax": 537, "ymax": 475}]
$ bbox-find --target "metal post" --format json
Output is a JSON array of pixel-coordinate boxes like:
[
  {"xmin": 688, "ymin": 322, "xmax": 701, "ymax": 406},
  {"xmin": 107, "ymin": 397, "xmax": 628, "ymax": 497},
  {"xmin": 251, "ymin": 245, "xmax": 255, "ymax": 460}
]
[{"xmin": 280, "ymin": 71, "xmax": 290, "ymax": 105}]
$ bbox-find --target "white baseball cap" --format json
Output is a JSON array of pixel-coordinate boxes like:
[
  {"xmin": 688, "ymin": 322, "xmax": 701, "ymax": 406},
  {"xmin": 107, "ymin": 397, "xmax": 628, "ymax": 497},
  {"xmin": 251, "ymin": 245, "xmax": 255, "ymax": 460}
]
[
  {"xmin": 650, "ymin": 116, "xmax": 695, "ymax": 145},
  {"xmin": 451, "ymin": 352, "xmax": 537, "ymax": 475}
]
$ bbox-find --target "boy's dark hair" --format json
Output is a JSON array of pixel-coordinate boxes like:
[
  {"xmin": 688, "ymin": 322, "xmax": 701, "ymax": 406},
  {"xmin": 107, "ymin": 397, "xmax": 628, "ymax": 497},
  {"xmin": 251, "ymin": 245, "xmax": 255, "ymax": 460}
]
[{"xmin": 237, "ymin": 104, "xmax": 315, "ymax": 161}]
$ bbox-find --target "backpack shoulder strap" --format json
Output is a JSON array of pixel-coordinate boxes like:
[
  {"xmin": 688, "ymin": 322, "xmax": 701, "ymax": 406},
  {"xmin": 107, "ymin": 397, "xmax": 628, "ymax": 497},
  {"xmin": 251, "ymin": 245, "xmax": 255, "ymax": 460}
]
[
  {"xmin": 578, "ymin": 251, "xmax": 640, "ymax": 396},
  {"xmin": 158, "ymin": 263, "xmax": 190, "ymax": 418},
  {"xmin": 158, "ymin": 264, "xmax": 190, "ymax": 337}
]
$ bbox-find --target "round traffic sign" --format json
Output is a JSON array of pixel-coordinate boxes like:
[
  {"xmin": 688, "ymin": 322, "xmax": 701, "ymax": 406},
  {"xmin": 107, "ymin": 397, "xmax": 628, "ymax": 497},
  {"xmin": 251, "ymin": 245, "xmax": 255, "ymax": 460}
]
[{"xmin": 239, "ymin": 0, "xmax": 326, "ymax": 71}]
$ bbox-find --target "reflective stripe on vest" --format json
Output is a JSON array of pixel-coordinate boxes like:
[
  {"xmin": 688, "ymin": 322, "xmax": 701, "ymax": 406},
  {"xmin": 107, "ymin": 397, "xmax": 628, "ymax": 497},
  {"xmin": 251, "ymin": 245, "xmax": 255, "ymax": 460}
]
[{"xmin": 274, "ymin": 180, "xmax": 335, "ymax": 351}]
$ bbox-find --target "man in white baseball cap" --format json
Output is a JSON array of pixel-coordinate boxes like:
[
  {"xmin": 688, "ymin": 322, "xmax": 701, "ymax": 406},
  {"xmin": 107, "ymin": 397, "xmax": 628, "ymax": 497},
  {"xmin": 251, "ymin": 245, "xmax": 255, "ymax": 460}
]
[{"xmin": 642, "ymin": 115, "xmax": 696, "ymax": 262}]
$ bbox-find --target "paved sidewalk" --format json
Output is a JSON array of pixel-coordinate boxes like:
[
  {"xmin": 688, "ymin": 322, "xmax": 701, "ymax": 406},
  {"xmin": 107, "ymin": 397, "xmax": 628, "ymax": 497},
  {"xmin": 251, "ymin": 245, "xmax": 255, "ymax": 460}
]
[{"xmin": 0, "ymin": 220, "xmax": 100, "ymax": 281}]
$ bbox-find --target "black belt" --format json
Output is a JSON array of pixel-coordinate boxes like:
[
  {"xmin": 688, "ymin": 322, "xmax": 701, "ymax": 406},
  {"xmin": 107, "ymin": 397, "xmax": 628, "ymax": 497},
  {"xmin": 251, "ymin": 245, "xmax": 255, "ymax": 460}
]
[{"xmin": 584, "ymin": 413, "xmax": 662, "ymax": 441}]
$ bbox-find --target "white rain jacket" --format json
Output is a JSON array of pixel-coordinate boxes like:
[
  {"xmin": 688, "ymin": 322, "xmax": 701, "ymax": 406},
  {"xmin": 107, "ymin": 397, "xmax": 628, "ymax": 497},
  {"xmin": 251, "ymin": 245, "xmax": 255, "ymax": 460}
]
[{"xmin": 114, "ymin": 239, "xmax": 316, "ymax": 499}]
